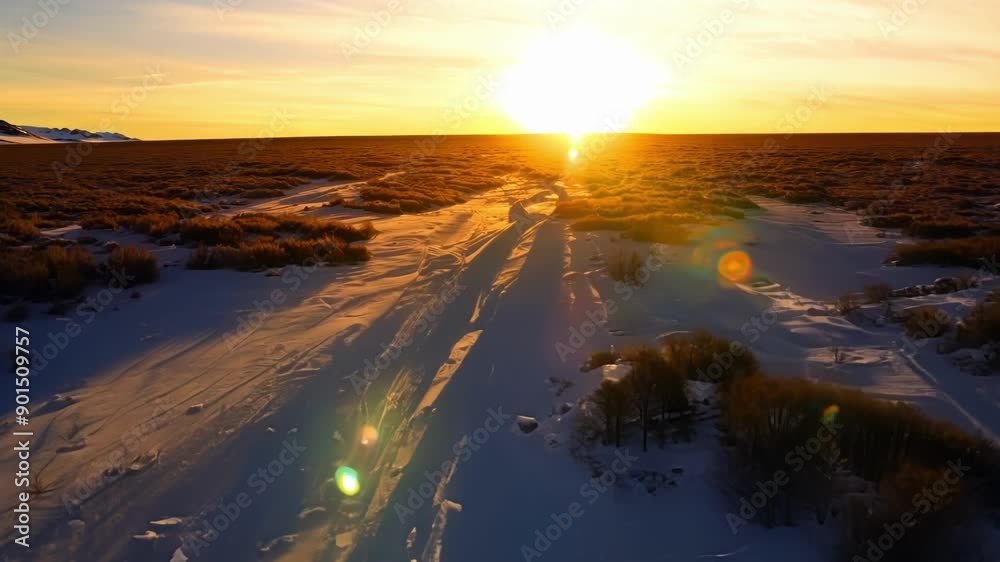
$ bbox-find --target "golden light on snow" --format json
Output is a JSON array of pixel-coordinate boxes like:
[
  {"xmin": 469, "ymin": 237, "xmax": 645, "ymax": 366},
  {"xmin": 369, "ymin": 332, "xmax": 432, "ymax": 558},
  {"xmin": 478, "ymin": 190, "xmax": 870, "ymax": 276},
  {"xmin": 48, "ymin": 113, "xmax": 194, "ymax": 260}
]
[
  {"xmin": 335, "ymin": 466, "xmax": 361, "ymax": 496},
  {"xmin": 360, "ymin": 424, "xmax": 378, "ymax": 446},
  {"xmin": 717, "ymin": 250, "xmax": 752, "ymax": 283},
  {"xmin": 498, "ymin": 29, "xmax": 668, "ymax": 136}
]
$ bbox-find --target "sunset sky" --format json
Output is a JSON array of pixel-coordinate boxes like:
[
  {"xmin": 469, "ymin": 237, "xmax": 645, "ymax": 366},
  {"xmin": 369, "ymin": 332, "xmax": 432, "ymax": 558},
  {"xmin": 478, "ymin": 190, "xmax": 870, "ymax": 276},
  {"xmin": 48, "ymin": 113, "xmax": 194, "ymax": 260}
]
[{"xmin": 2, "ymin": 0, "xmax": 998, "ymax": 140}]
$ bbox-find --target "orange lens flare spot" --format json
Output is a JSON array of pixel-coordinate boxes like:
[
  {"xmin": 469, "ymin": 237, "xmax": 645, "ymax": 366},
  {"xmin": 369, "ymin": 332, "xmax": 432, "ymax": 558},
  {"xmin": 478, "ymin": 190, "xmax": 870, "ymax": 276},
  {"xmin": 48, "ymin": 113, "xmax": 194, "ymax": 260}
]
[
  {"xmin": 360, "ymin": 425, "xmax": 378, "ymax": 446},
  {"xmin": 822, "ymin": 404, "xmax": 840, "ymax": 426},
  {"xmin": 717, "ymin": 250, "xmax": 752, "ymax": 283}
]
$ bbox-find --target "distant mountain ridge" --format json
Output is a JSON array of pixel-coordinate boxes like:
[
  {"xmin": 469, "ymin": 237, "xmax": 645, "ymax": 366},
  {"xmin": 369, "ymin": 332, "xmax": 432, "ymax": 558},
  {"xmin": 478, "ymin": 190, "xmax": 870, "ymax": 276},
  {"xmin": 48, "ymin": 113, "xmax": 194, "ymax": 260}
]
[{"xmin": 0, "ymin": 119, "xmax": 136, "ymax": 143}]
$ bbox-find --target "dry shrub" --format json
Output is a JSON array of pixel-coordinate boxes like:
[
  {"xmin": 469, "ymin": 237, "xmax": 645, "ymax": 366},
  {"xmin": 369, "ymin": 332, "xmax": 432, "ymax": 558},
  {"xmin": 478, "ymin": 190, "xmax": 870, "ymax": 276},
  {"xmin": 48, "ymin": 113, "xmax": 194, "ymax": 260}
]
[
  {"xmin": 625, "ymin": 220, "xmax": 691, "ymax": 245},
  {"xmin": 891, "ymin": 237, "xmax": 1000, "ymax": 267},
  {"xmin": 45, "ymin": 245, "xmax": 96, "ymax": 298},
  {"xmin": 784, "ymin": 190, "xmax": 827, "ymax": 204},
  {"xmin": 106, "ymin": 246, "xmax": 159, "ymax": 285},
  {"xmin": 355, "ymin": 220, "xmax": 378, "ymax": 240},
  {"xmin": 552, "ymin": 199, "xmax": 597, "ymax": 219},
  {"xmin": 236, "ymin": 240, "xmax": 286, "ymax": 270},
  {"xmin": 360, "ymin": 200, "xmax": 402, "ymax": 215},
  {"xmin": 242, "ymin": 188, "xmax": 285, "ymax": 199},
  {"xmin": 608, "ymin": 250, "xmax": 643, "ymax": 284},
  {"xmin": 904, "ymin": 306, "xmax": 950, "ymax": 339},
  {"xmin": 180, "ymin": 216, "xmax": 244, "ymax": 246},
  {"xmin": 863, "ymin": 213, "xmax": 913, "ymax": 229},
  {"xmin": 187, "ymin": 244, "xmax": 229, "ymax": 270},
  {"xmin": 277, "ymin": 237, "xmax": 367, "ymax": 265},
  {"xmin": 585, "ymin": 349, "xmax": 619, "ymax": 371},
  {"xmin": 0, "ymin": 245, "xmax": 96, "ymax": 300},
  {"xmin": 662, "ymin": 329, "xmax": 760, "ymax": 387},
  {"xmin": 186, "ymin": 244, "xmax": 212, "ymax": 269},
  {"xmin": 709, "ymin": 193, "xmax": 760, "ymax": 210},
  {"xmin": 342, "ymin": 244, "xmax": 372, "ymax": 263},
  {"xmin": 80, "ymin": 213, "xmax": 118, "ymax": 230},
  {"xmin": 0, "ymin": 254, "xmax": 49, "ymax": 299},
  {"xmin": 232, "ymin": 213, "xmax": 373, "ymax": 242},
  {"xmin": 570, "ymin": 215, "xmax": 628, "ymax": 231},
  {"xmin": 724, "ymin": 373, "xmax": 996, "ymax": 538},
  {"xmin": 902, "ymin": 217, "xmax": 978, "ymax": 239},
  {"xmin": 397, "ymin": 199, "xmax": 424, "ymax": 213},
  {"xmin": 957, "ymin": 302, "xmax": 1000, "ymax": 347},
  {"xmin": 123, "ymin": 213, "xmax": 179, "ymax": 237},
  {"xmin": 1, "ymin": 217, "xmax": 40, "ymax": 241},
  {"xmin": 836, "ymin": 293, "xmax": 862, "ymax": 315},
  {"xmin": 864, "ymin": 282, "xmax": 893, "ymax": 304},
  {"xmin": 187, "ymin": 238, "xmax": 370, "ymax": 271},
  {"xmin": 227, "ymin": 213, "xmax": 276, "ymax": 233},
  {"xmin": 277, "ymin": 238, "xmax": 326, "ymax": 265},
  {"xmin": 838, "ymin": 464, "xmax": 982, "ymax": 562},
  {"xmin": 569, "ymin": 213, "xmax": 692, "ymax": 245}
]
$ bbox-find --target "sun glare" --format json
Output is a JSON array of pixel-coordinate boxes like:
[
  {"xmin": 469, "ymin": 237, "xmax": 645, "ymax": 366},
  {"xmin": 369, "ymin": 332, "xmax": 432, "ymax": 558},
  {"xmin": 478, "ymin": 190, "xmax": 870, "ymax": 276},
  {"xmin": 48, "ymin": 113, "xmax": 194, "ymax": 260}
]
[{"xmin": 499, "ymin": 30, "xmax": 668, "ymax": 137}]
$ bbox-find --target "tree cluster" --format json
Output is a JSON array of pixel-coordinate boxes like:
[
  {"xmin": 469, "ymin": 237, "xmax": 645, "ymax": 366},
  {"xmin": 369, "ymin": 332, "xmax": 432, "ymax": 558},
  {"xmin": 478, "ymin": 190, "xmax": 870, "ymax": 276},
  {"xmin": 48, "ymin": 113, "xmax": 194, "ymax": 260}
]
[
  {"xmin": 723, "ymin": 373, "xmax": 999, "ymax": 562},
  {"xmin": 589, "ymin": 344, "xmax": 692, "ymax": 452}
]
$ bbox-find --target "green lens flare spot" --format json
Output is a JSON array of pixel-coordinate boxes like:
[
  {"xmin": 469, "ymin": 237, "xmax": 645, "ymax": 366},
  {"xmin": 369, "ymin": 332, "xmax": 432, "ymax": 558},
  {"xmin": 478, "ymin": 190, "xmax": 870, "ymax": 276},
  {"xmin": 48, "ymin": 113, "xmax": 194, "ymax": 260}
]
[
  {"xmin": 821, "ymin": 404, "xmax": 840, "ymax": 426},
  {"xmin": 335, "ymin": 466, "xmax": 361, "ymax": 496}
]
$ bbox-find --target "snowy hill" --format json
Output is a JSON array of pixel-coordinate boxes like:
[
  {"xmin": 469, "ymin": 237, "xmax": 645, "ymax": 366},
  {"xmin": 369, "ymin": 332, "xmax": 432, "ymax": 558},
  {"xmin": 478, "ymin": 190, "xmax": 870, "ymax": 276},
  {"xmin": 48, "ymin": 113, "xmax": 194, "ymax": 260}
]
[{"xmin": 0, "ymin": 119, "xmax": 136, "ymax": 144}]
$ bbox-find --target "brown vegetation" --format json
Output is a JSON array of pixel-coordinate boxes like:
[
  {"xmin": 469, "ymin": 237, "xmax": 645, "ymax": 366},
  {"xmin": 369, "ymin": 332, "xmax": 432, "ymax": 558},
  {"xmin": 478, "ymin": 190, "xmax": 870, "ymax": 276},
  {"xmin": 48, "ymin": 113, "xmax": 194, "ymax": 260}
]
[
  {"xmin": 836, "ymin": 292, "xmax": 862, "ymax": 315},
  {"xmin": 0, "ymin": 243, "xmax": 158, "ymax": 301},
  {"xmin": 890, "ymin": 237, "xmax": 1000, "ymax": 267},
  {"xmin": 584, "ymin": 349, "xmax": 619, "ymax": 371},
  {"xmin": 0, "ymin": 136, "xmax": 568, "ymax": 244},
  {"xmin": 864, "ymin": 282, "xmax": 893, "ymax": 304},
  {"xmin": 0, "ymin": 245, "xmax": 96, "ymax": 300},
  {"xmin": 957, "ymin": 301, "xmax": 1000, "ymax": 348},
  {"xmin": 904, "ymin": 306, "xmax": 950, "ymax": 339},
  {"xmin": 106, "ymin": 246, "xmax": 159, "ymax": 285},
  {"xmin": 722, "ymin": 373, "xmax": 997, "ymax": 561},
  {"xmin": 663, "ymin": 329, "xmax": 761, "ymax": 387},
  {"xmin": 187, "ymin": 237, "xmax": 370, "ymax": 271},
  {"xmin": 607, "ymin": 250, "xmax": 644, "ymax": 284}
]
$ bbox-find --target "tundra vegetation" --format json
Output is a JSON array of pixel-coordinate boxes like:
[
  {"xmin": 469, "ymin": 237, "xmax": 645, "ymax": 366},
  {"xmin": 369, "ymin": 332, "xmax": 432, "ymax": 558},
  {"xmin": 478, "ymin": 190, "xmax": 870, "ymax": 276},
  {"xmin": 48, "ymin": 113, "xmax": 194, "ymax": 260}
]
[{"xmin": 578, "ymin": 330, "xmax": 999, "ymax": 562}]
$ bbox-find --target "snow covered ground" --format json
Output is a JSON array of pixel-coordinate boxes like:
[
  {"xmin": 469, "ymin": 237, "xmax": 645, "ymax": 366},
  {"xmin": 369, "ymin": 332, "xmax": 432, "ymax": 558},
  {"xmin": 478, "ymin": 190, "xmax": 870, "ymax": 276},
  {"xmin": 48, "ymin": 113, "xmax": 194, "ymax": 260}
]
[
  {"xmin": 2, "ymin": 178, "xmax": 998, "ymax": 561},
  {"xmin": 0, "ymin": 120, "xmax": 134, "ymax": 144}
]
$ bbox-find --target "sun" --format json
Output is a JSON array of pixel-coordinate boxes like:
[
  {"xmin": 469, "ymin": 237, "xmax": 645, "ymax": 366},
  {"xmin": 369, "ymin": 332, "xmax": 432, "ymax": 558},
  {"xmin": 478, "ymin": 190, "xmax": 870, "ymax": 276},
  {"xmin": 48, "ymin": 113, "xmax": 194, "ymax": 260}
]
[{"xmin": 498, "ymin": 29, "xmax": 668, "ymax": 138}]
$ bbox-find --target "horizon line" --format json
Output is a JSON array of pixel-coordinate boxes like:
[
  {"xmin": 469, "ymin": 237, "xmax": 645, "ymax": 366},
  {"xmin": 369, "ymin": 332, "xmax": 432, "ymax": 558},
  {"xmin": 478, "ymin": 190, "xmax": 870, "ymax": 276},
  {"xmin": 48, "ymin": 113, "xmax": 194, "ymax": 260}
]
[{"xmin": 9, "ymin": 130, "xmax": 997, "ymax": 145}]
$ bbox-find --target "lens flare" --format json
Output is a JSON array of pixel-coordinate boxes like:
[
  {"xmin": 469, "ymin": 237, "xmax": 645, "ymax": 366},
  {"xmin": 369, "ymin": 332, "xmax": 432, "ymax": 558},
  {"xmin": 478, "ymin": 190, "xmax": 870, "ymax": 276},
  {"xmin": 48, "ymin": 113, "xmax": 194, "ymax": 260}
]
[
  {"xmin": 568, "ymin": 148, "xmax": 579, "ymax": 161},
  {"xmin": 360, "ymin": 424, "xmax": 378, "ymax": 446},
  {"xmin": 822, "ymin": 404, "xmax": 840, "ymax": 426},
  {"xmin": 717, "ymin": 250, "xmax": 752, "ymax": 283},
  {"xmin": 335, "ymin": 466, "xmax": 360, "ymax": 496}
]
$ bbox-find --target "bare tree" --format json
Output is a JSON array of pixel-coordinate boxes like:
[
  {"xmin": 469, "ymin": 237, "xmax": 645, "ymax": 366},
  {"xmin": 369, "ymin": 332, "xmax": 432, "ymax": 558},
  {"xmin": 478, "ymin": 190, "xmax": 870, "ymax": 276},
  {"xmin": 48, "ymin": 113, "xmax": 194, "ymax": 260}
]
[
  {"xmin": 624, "ymin": 346, "xmax": 665, "ymax": 452},
  {"xmin": 591, "ymin": 379, "xmax": 629, "ymax": 447}
]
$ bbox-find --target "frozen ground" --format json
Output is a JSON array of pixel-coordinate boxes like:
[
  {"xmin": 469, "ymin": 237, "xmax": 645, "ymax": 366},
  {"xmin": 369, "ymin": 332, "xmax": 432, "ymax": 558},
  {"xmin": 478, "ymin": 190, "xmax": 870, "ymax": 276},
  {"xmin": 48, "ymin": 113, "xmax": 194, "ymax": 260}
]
[
  {"xmin": 0, "ymin": 120, "xmax": 134, "ymax": 144},
  {"xmin": 1, "ymin": 178, "xmax": 998, "ymax": 561}
]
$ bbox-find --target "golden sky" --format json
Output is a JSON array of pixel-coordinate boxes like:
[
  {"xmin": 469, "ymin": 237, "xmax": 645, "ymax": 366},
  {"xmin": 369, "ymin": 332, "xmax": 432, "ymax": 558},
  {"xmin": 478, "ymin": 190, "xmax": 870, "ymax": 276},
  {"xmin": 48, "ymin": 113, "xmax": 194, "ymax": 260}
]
[{"xmin": 2, "ymin": 0, "xmax": 998, "ymax": 139}]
